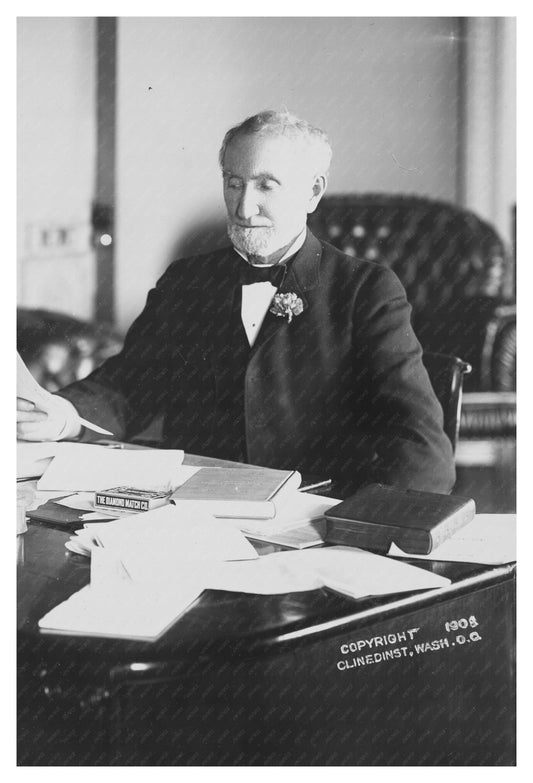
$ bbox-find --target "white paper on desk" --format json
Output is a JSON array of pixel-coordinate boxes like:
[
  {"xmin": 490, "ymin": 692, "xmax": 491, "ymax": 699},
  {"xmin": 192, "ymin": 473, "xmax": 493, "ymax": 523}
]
[
  {"xmin": 204, "ymin": 545, "xmax": 449, "ymax": 597},
  {"xmin": 79, "ymin": 522, "xmax": 116, "ymax": 549},
  {"xmin": 284, "ymin": 546, "xmax": 450, "ymax": 598},
  {"xmin": 243, "ymin": 520, "xmax": 326, "ymax": 549},
  {"xmin": 65, "ymin": 538, "xmax": 92, "ymax": 556},
  {"xmin": 227, "ymin": 492, "xmax": 342, "ymax": 536},
  {"xmin": 389, "ymin": 514, "xmax": 517, "ymax": 565},
  {"xmin": 37, "ymin": 442, "xmax": 189, "ymax": 491},
  {"xmin": 90, "ymin": 545, "xmax": 131, "ymax": 584},
  {"xmin": 38, "ymin": 579, "xmax": 204, "ymax": 641},
  {"xmin": 81, "ymin": 511, "xmax": 118, "ymax": 521},
  {"xmin": 17, "ymin": 352, "xmax": 113, "ymax": 436},
  {"xmin": 65, "ymin": 526, "xmax": 107, "ymax": 556},
  {"xmin": 206, "ymin": 552, "xmax": 324, "ymax": 594},
  {"xmin": 17, "ymin": 441, "xmax": 61, "ymax": 479},
  {"xmin": 94, "ymin": 504, "xmax": 258, "ymax": 586},
  {"xmin": 55, "ymin": 492, "xmax": 95, "ymax": 511},
  {"xmin": 21, "ymin": 483, "xmax": 73, "ymax": 511}
]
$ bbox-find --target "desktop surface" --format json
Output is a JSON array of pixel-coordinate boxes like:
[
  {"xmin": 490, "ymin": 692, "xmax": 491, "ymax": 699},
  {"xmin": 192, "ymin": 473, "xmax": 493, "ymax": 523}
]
[{"xmin": 17, "ymin": 453, "xmax": 516, "ymax": 766}]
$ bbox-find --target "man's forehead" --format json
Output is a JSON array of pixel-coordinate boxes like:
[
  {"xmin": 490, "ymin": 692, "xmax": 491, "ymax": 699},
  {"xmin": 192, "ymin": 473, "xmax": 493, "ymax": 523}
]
[
  {"xmin": 223, "ymin": 168, "xmax": 280, "ymax": 182},
  {"xmin": 223, "ymin": 133, "xmax": 310, "ymax": 177}
]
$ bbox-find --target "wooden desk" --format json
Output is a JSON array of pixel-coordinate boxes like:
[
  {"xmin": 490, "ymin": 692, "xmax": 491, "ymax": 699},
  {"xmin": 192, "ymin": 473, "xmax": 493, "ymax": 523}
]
[{"xmin": 18, "ymin": 459, "xmax": 516, "ymax": 766}]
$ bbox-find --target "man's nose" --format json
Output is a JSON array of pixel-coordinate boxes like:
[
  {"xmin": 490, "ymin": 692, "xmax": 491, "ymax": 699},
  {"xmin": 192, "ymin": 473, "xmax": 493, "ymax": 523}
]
[{"xmin": 236, "ymin": 185, "xmax": 260, "ymax": 220}]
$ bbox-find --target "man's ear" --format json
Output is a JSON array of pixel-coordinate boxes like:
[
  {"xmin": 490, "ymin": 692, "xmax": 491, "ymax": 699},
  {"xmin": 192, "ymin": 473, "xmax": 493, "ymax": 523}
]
[{"xmin": 307, "ymin": 174, "xmax": 328, "ymax": 214}]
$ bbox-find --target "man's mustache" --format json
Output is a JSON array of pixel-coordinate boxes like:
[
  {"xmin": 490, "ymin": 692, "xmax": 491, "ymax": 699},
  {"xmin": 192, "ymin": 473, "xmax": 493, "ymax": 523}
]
[{"xmin": 229, "ymin": 221, "xmax": 273, "ymax": 229}]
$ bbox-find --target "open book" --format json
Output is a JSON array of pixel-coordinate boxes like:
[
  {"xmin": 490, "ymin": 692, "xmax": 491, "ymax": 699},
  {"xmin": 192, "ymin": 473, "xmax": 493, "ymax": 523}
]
[{"xmin": 170, "ymin": 467, "xmax": 302, "ymax": 519}]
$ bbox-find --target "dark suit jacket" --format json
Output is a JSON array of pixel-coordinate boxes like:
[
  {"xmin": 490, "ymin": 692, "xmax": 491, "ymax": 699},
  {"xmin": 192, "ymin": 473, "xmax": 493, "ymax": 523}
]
[{"xmin": 58, "ymin": 230, "xmax": 455, "ymax": 495}]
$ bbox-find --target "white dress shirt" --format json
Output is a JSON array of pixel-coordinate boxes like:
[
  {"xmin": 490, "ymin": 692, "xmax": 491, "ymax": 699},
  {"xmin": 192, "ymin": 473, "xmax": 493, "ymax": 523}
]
[{"xmin": 235, "ymin": 228, "xmax": 307, "ymax": 347}]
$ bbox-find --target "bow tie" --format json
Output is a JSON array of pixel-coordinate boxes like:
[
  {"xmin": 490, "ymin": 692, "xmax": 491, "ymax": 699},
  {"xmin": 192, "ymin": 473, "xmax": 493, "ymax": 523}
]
[{"xmin": 238, "ymin": 262, "xmax": 287, "ymax": 287}]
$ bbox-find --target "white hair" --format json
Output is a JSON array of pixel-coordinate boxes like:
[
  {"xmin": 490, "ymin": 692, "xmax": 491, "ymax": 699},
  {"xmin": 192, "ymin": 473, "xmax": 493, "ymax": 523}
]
[{"xmin": 219, "ymin": 109, "xmax": 332, "ymax": 177}]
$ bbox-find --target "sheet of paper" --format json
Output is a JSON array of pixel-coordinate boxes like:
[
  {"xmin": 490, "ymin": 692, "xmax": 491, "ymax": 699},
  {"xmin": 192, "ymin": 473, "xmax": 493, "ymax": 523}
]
[
  {"xmin": 20, "ymin": 481, "xmax": 73, "ymax": 511},
  {"xmin": 67, "ymin": 505, "xmax": 258, "ymax": 583},
  {"xmin": 81, "ymin": 511, "xmax": 117, "ymax": 521},
  {"xmin": 203, "ymin": 545, "xmax": 449, "ymax": 597},
  {"xmin": 109, "ymin": 506, "xmax": 258, "ymax": 584},
  {"xmin": 17, "ymin": 352, "xmax": 113, "ymax": 436},
  {"xmin": 388, "ymin": 514, "xmax": 516, "ymax": 564},
  {"xmin": 17, "ymin": 441, "xmax": 61, "ymax": 480},
  {"xmin": 245, "ymin": 520, "xmax": 326, "ymax": 549},
  {"xmin": 289, "ymin": 546, "xmax": 451, "ymax": 597},
  {"xmin": 55, "ymin": 492, "xmax": 96, "ymax": 511},
  {"xmin": 37, "ymin": 442, "xmax": 189, "ymax": 491},
  {"xmin": 205, "ymin": 552, "xmax": 325, "ymax": 594},
  {"xmin": 76, "ymin": 523, "xmax": 116, "ymax": 549},
  {"xmin": 90, "ymin": 545, "xmax": 132, "ymax": 584},
  {"xmin": 65, "ymin": 535, "xmax": 96, "ymax": 556},
  {"xmin": 65, "ymin": 539, "xmax": 88, "ymax": 556},
  {"xmin": 232, "ymin": 492, "xmax": 342, "ymax": 536},
  {"xmin": 38, "ymin": 579, "xmax": 204, "ymax": 641}
]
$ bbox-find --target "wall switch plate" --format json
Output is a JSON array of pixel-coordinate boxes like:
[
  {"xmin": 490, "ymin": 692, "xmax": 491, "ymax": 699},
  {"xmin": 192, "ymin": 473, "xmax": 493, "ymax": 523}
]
[{"xmin": 25, "ymin": 222, "xmax": 91, "ymax": 257}]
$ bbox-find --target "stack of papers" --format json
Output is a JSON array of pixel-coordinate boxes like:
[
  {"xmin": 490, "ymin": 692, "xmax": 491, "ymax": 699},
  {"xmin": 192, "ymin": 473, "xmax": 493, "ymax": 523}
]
[
  {"xmin": 40, "ymin": 505, "xmax": 259, "ymax": 641},
  {"xmin": 40, "ymin": 500, "xmax": 452, "ymax": 641},
  {"xmin": 64, "ymin": 504, "xmax": 259, "ymax": 568},
  {"xmin": 213, "ymin": 492, "xmax": 343, "ymax": 549},
  {"xmin": 40, "ymin": 544, "xmax": 451, "ymax": 640}
]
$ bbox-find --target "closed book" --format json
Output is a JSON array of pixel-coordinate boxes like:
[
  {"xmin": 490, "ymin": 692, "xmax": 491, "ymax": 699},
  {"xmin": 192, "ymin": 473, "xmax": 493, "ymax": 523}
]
[
  {"xmin": 27, "ymin": 499, "xmax": 90, "ymax": 529},
  {"xmin": 170, "ymin": 467, "xmax": 301, "ymax": 519},
  {"xmin": 324, "ymin": 484, "xmax": 476, "ymax": 555},
  {"xmin": 95, "ymin": 486, "xmax": 171, "ymax": 514}
]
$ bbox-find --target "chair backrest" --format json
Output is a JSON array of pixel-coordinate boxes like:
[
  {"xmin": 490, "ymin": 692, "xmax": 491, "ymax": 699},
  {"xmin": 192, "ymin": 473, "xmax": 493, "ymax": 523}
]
[
  {"xmin": 308, "ymin": 193, "xmax": 507, "ymax": 318},
  {"xmin": 17, "ymin": 308, "xmax": 123, "ymax": 392},
  {"xmin": 422, "ymin": 352, "xmax": 472, "ymax": 451}
]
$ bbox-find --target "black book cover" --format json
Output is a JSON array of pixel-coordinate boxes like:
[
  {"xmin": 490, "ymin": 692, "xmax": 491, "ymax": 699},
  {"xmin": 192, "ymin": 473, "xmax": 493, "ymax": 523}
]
[
  {"xmin": 27, "ymin": 499, "xmax": 118, "ymax": 529},
  {"xmin": 325, "ymin": 483, "xmax": 475, "ymax": 555}
]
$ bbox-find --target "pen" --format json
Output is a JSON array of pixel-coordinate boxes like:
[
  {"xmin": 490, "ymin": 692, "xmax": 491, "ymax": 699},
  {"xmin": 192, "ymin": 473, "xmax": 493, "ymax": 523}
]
[{"xmin": 299, "ymin": 479, "xmax": 333, "ymax": 493}]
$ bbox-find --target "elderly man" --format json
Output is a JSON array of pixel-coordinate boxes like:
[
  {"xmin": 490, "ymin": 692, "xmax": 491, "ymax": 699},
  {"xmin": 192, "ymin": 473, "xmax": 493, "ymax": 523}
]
[{"xmin": 17, "ymin": 110, "xmax": 455, "ymax": 496}]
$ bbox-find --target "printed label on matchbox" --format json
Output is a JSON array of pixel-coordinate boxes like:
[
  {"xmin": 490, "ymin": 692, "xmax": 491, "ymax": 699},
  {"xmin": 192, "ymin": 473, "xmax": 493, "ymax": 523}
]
[
  {"xmin": 94, "ymin": 487, "xmax": 170, "ymax": 513},
  {"xmin": 95, "ymin": 494, "xmax": 150, "ymax": 511}
]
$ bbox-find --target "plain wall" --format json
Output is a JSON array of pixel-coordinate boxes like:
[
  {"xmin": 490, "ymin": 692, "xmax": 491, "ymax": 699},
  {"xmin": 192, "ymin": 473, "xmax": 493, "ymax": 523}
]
[
  {"xmin": 17, "ymin": 17, "xmax": 96, "ymax": 320},
  {"xmin": 116, "ymin": 17, "xmax": 461, "ymax": 330}
]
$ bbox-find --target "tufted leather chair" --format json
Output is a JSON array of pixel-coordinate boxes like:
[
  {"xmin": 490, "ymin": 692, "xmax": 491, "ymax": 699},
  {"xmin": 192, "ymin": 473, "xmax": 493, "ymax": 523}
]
[
  {"xmin": 308, "ymin": 193, "xmax": 516, "ymax": 393},
  {"xmin": 17, "ymin": 308, "xmax": 122, "ymax": 393}
]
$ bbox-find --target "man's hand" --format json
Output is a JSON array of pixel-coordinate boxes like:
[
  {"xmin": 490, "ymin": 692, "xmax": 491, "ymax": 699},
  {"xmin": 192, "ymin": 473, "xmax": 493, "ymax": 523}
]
[{"xmin": 17, "ymin": 396, "xmax": 82, "ymax": 441}]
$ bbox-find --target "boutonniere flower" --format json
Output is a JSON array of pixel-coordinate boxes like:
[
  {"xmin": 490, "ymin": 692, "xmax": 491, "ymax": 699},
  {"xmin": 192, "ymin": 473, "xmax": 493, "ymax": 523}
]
[{"xmin": 269, "ymin": 292, "xmax": 304, "ymax": 323}]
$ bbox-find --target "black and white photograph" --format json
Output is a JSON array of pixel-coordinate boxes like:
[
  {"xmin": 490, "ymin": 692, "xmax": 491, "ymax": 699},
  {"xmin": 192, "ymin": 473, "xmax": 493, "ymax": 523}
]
[{"xmin": 15, "ymin": 10, "xmax": 518, "ymax": 767}]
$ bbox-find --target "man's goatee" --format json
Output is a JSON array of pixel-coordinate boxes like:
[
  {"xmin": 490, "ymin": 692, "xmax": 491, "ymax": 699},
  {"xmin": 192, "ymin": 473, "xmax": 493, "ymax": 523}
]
[{"xmin": 227, "ymin": 222, "xmax": 278, "ymax": 256}]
